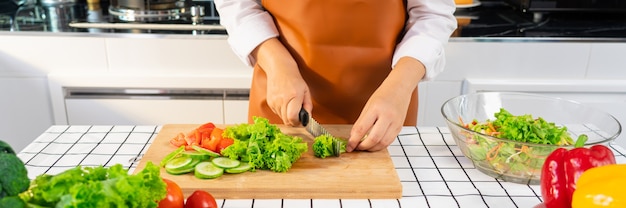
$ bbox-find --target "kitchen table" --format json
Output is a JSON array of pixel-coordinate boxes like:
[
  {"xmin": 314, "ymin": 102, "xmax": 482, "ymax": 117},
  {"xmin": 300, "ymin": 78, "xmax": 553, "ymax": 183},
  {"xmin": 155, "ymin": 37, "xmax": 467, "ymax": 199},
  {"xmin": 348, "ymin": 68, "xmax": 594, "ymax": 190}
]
[{"xmin": 17, "ymin": 125, "xmax": 626, "ymax": 208}]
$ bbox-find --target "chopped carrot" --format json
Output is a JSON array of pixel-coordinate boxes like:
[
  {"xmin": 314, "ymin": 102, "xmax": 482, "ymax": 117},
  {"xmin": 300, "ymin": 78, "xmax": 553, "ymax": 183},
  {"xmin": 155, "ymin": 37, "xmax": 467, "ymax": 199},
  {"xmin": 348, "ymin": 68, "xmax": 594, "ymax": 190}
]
[{"xmin": 486, "ymin": 143, "xmax": 504, "ymax": 161}]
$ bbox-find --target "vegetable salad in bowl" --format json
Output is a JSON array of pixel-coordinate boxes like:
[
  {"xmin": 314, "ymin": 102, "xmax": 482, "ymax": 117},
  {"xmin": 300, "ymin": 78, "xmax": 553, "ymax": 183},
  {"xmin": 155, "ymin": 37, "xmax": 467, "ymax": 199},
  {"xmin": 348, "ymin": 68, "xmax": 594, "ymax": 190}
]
[{"xmin": 441, "ymin": 92, "xmax": 621, "ymax": 184}]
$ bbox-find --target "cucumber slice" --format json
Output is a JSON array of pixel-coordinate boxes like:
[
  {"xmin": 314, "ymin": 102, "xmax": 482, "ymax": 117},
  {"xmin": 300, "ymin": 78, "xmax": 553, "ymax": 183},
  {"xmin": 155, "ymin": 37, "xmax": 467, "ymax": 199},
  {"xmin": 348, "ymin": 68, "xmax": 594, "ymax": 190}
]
[
  {"xmin": 166, "ymin": 166, "xmax": 194, "ymax": 175},
  {"xmin": 165, "ymin": 156, "xmax": 193, "ymax": 171},
  {"xmin": 160, "ymin": 146, "xmax": 185, "ymax": 167},
  {"xmin": 225, "ymin": 162, "xmax": 251, "ymax": 174},
  {"xmin": 194, "ymin": 162, "xmax": 224, "ymax": 179},
  {"xmin": 212, "ymin": 157, "xmax": 241, "ymax": 169},
  {"xmin": 182, "ymin": 151, "xmax": 210, "ymax": 161},
  {"xmin": 191, "ymin": 145, "xmax": 221, "ymax": 157}
]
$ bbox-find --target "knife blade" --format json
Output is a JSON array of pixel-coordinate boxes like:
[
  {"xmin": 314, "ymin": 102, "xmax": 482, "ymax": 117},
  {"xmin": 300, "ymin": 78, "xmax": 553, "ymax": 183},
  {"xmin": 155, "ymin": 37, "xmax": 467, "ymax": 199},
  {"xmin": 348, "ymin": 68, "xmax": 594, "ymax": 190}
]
[
  {"xmin": 299, "ymin": 108, "xmax": 343, "ymax": 156},
  {"xmin": 299, "ymin": 108, "xmax": 329, "ymax": 137}
]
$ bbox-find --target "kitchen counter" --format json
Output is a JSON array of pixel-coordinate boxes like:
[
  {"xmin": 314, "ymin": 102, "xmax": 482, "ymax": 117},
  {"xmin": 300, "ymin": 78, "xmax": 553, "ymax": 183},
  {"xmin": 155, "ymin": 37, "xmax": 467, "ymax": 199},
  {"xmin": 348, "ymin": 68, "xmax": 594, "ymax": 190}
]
[
  {"xmin": 17, "ymin": 125, "xmax": 626, "ymax": 208},
  {"xmin": 2, "ymin": 0, "xmax": 626, "ymax": 40},
  {"xmin": 453, "ymin": 1, "xmax": 626, "ymax": 39}
]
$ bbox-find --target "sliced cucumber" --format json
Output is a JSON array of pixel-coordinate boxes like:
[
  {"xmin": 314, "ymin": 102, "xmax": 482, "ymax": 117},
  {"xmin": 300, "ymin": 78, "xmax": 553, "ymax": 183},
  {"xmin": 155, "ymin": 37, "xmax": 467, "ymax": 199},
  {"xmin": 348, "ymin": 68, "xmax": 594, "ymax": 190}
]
[
  {"xmin": 194, "ymin": 162, "xmax": 224, "ymax": 179},
  {"xmin": 160, "ymin": 146, "xmax": 185, "ymax": 167},
  {"xmin": 188, "ymin": 158, "xmax": 203, "ymax": 168},
  {"xmin": 165, "ymin": 156, "xmax": 193, "ymax": 171},
  {"xmin": 191, "ymin": 145, "xmax": 221, "ymax": 157},
  {"xmin": 166, "ymin": 166, "xmax": 194, "ymax": 175},
  {"xmin": 182, "ymin": 151, "xmax": 210, "ymax": 161},
  {"xmin": 225, "ymin": 162, "xmax": 251, "ymax": 174},
  {"xmin": 212, "ymin": 157, "xmax": 241, "ymax": 169}
]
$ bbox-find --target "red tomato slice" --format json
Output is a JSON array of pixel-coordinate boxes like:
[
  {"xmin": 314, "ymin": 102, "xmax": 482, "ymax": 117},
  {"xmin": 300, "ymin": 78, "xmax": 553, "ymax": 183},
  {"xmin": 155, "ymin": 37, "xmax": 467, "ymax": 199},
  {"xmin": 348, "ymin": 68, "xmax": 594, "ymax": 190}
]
[
  {"xmin": 200, "ymin": 136, "xmax": 212, "ymax": 150},
  {"xmin": 197, "ymin": 122, "xmax": 216, "ymax": 131},
  {"xmin": 184, "ymin": 190, "xmax": 218, "ymax": 208},
  {"xmin": 170, "ymin": 133, "xmax": 187, "ymax": 147},
  {"xmin": 206, "ymin": 128, "xmax": 224, "ymax": 152},
  {"xmin": 217, "ymin": 138, "xmax": 234, "ymax": 154},
  {"xmin": 195, "ymin": 122, "xmax": 215, "ymax": 146},
  {"xmin": 158, "ymin": 178, "xmax": 184, "ymax": 208}
]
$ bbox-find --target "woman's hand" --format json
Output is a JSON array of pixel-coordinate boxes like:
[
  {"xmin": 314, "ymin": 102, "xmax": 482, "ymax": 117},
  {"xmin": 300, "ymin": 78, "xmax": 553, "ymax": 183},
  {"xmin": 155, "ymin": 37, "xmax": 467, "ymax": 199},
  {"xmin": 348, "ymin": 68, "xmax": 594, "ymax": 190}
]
[
  {"xmin": 265, "ymin": 65, "xmax": 311, "ymax": 127},
  {"xmin": 347, "ymin": 57, "xmax": 425, "ymax": 152},
  {"xmin": 253, "ymin": 38, "xmax": 313, "ymax": 126}
]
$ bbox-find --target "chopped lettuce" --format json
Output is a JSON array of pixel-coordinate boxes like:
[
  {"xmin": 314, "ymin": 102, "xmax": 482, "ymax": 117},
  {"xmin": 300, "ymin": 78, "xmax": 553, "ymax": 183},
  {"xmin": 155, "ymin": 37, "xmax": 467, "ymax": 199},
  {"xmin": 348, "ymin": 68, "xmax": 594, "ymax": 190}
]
[
  {"xmin": 20, "ymin": 162, "xmax": 166, "ymax": 208},
  {"xmin": 463, "ymin": 108, "xmax": 579, "ymax": 179},
  {"xmin": 221, "ymin": 117, "xmax": 307, "ymax": 172},
  {"xmin": 474, "ymin": 108, "xmax": 574, "ymax": 145},
  {"xmin": 312, "ymin": 134, "xmax": 346, "ymax": 158}
]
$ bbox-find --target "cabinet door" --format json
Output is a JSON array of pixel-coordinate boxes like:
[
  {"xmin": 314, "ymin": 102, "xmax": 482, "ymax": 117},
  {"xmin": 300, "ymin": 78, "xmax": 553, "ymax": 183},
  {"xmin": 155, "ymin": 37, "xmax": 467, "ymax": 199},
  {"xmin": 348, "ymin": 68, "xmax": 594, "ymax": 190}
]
[
  {"xmin": 0, "ymin": 77, "xmax": 53, "ymax": 152},
  {"xmin": 65, "ymin": 99, "xmax": 224, "ymax": 125},
  {"xmin": 224, "ymin": 100, "xmax": 249, "ymax": 124}
]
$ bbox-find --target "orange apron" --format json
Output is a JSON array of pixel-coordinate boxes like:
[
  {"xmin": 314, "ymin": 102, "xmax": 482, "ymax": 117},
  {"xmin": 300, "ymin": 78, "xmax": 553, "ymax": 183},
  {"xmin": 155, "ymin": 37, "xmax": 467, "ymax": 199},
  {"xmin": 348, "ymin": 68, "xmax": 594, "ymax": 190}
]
[{"xmin": 248, "ymin": 0, "xmax": 418, "ymax": 125}]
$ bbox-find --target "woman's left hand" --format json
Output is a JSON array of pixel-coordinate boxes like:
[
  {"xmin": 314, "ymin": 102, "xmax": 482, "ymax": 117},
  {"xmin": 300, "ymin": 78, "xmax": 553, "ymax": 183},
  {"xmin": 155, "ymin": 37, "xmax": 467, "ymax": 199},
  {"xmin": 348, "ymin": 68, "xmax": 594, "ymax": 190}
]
[
  {"xmin": 347, "ymin": 57, "xmax": 425, "ymax": 152},
  {"xmin": 347, "ymin": 90, "xmax": 410, "ymax": 152}
]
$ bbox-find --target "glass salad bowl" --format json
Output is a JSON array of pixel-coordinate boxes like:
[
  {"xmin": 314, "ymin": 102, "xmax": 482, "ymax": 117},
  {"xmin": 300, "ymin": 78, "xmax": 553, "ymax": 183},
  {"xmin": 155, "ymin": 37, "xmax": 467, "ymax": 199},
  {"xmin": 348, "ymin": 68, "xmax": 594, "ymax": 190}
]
[{"xmin": 441, "ymin": 92, "xmax": 621, "ymax": 184}]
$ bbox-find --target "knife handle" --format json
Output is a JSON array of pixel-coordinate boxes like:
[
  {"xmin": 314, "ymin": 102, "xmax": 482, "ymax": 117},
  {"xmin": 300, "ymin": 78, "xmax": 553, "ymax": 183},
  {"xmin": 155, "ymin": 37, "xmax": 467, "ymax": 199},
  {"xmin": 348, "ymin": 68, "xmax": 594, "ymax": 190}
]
[{"xmin": 299, "ymin": 107, "xmax": 309, "ymax": 127}]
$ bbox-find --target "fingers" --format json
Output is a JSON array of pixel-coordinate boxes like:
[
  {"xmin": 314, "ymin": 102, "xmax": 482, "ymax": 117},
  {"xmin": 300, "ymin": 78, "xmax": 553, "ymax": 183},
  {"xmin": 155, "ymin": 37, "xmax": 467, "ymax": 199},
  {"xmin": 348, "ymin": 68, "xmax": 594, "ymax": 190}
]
[
  {"xmin": 348, "ymin": 112, "xmax": 401, "ymax": 152},
  {"xmin": 347, "ymin": 115, "xmax": 375, "ymax": 152},
  {"xmin": 365, "ymin": 129, "xmax": 397, "ymax": 152},
  {"xmin": 356, "ymin": 124, "xmax": 399, "ymax": 152},
  {"xmin": 302, "ymin": 91, "xmax": 313, "ymax": 120},
  {"xmin": 355, "ymin": 119, "xmax": 390, "ymax": 151},
  {"xmin": 285, "ymin": 98, "xmax": 302, "ymax": 127},
  {"xmin": 276, "ymin": 91, "xmax": 312, "ymax": 127}
]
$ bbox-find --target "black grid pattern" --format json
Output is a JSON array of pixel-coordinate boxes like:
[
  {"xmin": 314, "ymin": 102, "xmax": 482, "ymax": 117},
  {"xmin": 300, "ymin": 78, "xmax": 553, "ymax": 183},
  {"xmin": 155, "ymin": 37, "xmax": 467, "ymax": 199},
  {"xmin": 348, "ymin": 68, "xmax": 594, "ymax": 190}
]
[{"xmin": 17, "ymin": 125, "xmax": 626, "ymax": 208}]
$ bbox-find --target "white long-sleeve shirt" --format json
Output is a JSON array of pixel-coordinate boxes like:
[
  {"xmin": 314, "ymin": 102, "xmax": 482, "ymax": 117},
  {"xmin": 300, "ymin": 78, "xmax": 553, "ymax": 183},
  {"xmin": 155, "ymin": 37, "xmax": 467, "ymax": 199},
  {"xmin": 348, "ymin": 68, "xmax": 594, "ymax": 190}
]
[{"xmin": 214, "ymin": 0, "xmax": 457, "ymax": 81}]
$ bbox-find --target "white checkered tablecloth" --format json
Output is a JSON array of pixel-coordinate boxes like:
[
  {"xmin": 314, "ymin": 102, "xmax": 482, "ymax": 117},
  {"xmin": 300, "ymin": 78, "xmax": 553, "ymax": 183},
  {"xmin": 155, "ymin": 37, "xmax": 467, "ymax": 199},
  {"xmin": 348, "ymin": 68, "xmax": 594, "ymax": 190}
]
[{"xmin": 17, "ymin": 125, "xmax": 626, "ymax": 208}]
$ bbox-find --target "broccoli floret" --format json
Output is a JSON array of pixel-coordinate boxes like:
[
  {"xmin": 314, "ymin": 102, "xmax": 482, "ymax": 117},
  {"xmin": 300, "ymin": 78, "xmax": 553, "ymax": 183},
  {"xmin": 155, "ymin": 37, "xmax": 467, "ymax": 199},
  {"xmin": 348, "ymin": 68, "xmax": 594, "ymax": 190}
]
[
  {"xmin": 0, "ymin": 196, "xmax": 26, "ymax": 208},
  {"xmin": 0, "ymin": 140, "xmax": 30, "ymax": 201},
  {"xmin": 313, "ymin": 135, "xmax": 346, "ymax": 158}
]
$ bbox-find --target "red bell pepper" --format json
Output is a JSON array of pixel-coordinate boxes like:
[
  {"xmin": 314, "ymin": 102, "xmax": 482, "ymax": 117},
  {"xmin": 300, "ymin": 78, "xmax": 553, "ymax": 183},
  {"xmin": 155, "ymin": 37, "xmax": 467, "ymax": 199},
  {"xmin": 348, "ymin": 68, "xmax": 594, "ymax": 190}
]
[{"xmin": 540, "ymin": 135, "xmax": 616, "ymax": 208}]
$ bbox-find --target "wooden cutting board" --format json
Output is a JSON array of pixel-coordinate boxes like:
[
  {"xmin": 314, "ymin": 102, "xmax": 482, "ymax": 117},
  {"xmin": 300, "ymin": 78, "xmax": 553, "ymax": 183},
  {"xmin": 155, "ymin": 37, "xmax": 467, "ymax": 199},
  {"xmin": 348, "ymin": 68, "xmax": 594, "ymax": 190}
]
[{"xmin": 134, "ymin": 124, "xmax": 402, "ymax": 199}]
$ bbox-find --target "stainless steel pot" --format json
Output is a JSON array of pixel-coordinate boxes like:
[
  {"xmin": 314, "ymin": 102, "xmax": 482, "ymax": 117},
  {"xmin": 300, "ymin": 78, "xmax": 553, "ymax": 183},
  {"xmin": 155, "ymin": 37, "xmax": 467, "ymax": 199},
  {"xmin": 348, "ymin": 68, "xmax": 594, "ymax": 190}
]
[
  {"xmin": 39, "ymin": 0, "xmax": 75, "ymax": 6},
  {"xmin": 111, "ymin": 0, "xmax": 185, "ymax": 10}
]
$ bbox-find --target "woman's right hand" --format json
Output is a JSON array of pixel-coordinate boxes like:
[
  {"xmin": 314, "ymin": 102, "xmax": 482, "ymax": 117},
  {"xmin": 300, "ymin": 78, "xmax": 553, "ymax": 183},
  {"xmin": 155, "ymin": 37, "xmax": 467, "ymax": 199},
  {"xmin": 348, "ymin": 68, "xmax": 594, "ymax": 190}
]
[{"xmin": 253, "ymin": 38, "xmax": 313, "ymax": 126}]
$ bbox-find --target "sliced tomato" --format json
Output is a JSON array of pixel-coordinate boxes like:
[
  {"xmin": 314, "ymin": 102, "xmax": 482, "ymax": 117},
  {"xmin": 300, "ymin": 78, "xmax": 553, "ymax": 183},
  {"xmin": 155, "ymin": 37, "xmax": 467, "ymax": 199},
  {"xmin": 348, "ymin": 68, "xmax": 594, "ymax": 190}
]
[
  {"xmin": 217, "ymin": 138, "xmax": 234, "ymax": 154},
  {"xmin": 195, "ymin": 122, "xmax": 215, "ymax": 147},
  {"xmin": 197, "ymin": 122, "xmax": 216, "ymax": 132},
  {"xmin": 204, "ymin": 128, "xmax": 223, "ymax": 152},
  {"xmin": 170, "ymin": 122, "xmax": 216, "ymax": 150},
  {"xmin": 170, "ymin": 133, "xmax": 187, "ymax": 147},
  {"xmin": 183, "ymin": 132, "xmax": 198, "ymax": 150}
]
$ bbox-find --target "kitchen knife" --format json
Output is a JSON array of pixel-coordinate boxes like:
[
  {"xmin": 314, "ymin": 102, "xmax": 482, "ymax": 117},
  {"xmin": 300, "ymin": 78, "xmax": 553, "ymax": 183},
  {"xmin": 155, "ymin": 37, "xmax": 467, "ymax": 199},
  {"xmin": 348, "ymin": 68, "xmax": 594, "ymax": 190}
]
[{"xmin": 299, "ymin": 108, "xmax": 343, "ymax": 156}]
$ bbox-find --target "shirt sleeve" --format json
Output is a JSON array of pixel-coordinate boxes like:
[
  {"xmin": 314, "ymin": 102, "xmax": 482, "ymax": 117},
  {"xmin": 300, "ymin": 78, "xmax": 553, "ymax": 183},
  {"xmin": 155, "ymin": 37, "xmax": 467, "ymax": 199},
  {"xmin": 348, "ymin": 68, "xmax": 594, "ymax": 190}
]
[
  {"xmin": 214, "ymin": 0, "xmax": 279, "ymax": 67},
  {"xmin": 393, "ymin": 0, "xmax": 458, "ymax": 81}
]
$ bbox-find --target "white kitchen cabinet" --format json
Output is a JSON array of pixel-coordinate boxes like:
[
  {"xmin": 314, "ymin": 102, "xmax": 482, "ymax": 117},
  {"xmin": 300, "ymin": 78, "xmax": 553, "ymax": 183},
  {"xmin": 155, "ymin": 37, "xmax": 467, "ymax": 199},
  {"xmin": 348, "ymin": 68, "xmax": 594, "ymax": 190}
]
[
  {"xmin": 224, "ymin": 100, "xmax": 249, "ymax": 124},
  {"xmin": 417, "ymin": 80, "xmax": 463, "ymax": 127},
  {"xmin": 64, "ymin": 99, "xmax": 224, "ymax": 125},
  {"xmin": 0, "ymin": 77, "xmax": 53, "ymax": 152}
]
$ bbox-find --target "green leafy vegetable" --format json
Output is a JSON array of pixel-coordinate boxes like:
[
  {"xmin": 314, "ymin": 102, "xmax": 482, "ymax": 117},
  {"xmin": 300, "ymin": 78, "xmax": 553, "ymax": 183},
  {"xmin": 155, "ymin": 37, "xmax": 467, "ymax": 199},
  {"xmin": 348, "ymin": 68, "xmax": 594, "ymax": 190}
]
[
  {"xmin": 468, "ymin": 108, "xmax": 574, "ymax": 145},
  {"xmin": 461, "ymin": 108, "xmax": 581, "ymax": 179},
  {"xmin": 0, "ymin": 196, "xmax": 26, "ymax": 208},
  {"xmin": 313, "ymin": 134, "xmax": 346, "ymax": 158},
  {"xmin": 20, "ymin": 161, "xmax": 166, "ymax": 208},
  {"xmin": 221, "ymin": 117, "xmax": 308, "ymax": 172}
]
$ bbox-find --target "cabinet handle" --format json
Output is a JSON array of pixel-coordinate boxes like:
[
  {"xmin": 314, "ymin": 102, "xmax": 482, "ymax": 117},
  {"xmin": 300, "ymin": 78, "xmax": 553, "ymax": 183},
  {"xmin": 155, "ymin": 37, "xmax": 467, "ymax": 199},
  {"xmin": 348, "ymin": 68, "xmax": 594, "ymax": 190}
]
[{"xmin": 64, "ymin": 87, "xmax": 249, "ymax": 100}]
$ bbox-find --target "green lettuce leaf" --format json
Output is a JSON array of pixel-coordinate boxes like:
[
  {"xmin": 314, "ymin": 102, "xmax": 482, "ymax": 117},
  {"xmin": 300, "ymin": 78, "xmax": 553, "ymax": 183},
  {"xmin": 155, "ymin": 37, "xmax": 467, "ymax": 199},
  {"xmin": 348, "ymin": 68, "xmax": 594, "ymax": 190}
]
[
  {"xmin": 221, "ymin": 117, "xmax": 308, "ymax": 172},
  {"xmin": 22, "ymin": 162, "xmax": 166, "ymax": 208}
]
